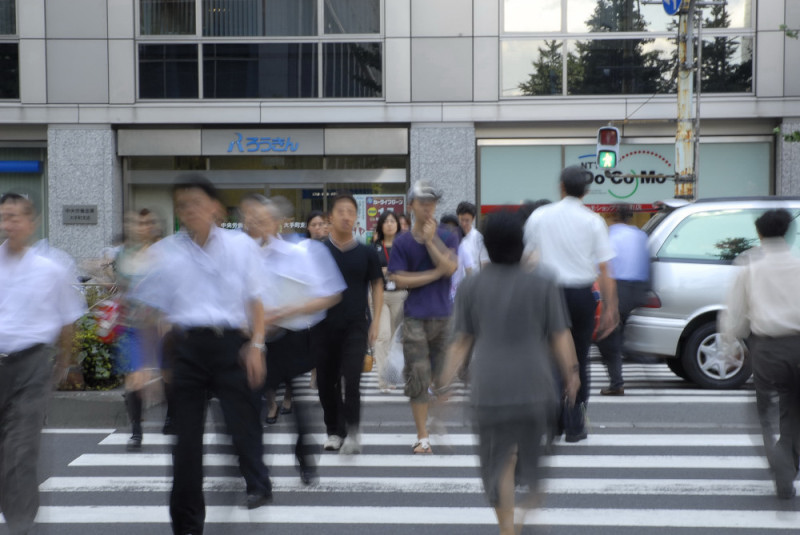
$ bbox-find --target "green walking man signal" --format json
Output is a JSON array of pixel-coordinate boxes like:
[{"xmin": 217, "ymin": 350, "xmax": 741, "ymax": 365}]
[{"xmin": 597, "ymin": 126, "xmax": 620, "ymax": 169}]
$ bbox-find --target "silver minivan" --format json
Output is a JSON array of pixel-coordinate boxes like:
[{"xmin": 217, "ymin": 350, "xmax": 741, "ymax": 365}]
[{"xmin": 623, "ymin": 197, "xmax": 800, "ymax": 389}]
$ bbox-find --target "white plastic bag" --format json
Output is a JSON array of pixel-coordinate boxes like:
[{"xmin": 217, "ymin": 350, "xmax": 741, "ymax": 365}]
[{"xmin": 383, "ymin": 325, "xmax": 405, "ymax": 386}]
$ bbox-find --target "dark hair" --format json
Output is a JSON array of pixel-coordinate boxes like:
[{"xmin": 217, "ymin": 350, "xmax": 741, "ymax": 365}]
[
  {"xmin": 374, "ymin": 210, "xmax": 399, "ymax": 243},
  {"xmin": 755, "ymin": 209, "xmax": 793, "ymax": 239},
  {"xmin": 0, "ymin": 192, "xmax": 35, "ymax": 217},
  {"xmin": 613, "ymin": 203, "xmax": 633, "ymax": 223},
  {"xmin": 305, "ymin": 210, "xmax": 326, "ymax": 238},
  {"xmin": 172, "ymin": 173, "xmax": 219, "ymax": 202},
  {"xmin": 517, "ymin": 198, "xmax": 551, "ymax": 223},
  {"xmin": 397, "ymin": 212, "xmax": 410, "ymax": 228},
  {"xmin": 484, "ymin": 211, "xmax": 524, "ymax": 265},
  {"xmin": 440, "ymin": 213, "xmax": 464, "ymax": 243},
  {"xmin": 560, "ymin": 166, "xmax": 591, "ymax": 198},
  {"xmin": 456, "ymin": 201, "xmax": 476, "ymax": 218},
  {"xmin": 331, "ymin": 193, "xmax": 358, "ymax": 211}
]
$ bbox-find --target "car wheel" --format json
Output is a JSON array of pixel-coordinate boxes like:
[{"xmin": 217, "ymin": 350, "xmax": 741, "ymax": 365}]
[
  {"xmin": 666, "ymin": 357, "xmax": 688, "ymax": 380},
  {"xmin": 681, "ymin": 321, "xmax": 751, "ymax": 389}
]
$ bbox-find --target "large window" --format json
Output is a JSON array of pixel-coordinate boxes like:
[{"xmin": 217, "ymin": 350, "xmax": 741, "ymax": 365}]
[
  {"xmin": 138, "ymin": 0, "xmax": 382, "ymax": 99},
  {"xmin": 501, "ymin": 0, "xmax": 753, "ymax": 97},
  {"xmin": 0, "ymin": 0, "xmax": 14, "ymax": 35},
  {"xmin": 0, "ymin": 43, "xmax": 18, "ymax": 99},
  {"xmin": 139, "ymin": 44, "xmax": 199, "ymax": 98}
]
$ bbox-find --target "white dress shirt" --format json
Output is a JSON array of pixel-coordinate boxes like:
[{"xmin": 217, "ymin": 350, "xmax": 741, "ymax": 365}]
[
  {"xmin": 523, "ymin": 196, "xmax": 615, "ymax": 287},
  {"xmin": 0, "ymin": 242, "xmax": 87, "ymax": 353},
  {"xmin": 133, "ymin": 225, "xmax": 266, "ymax": 329},
  {"xmin": 720, "ymin": 238, "xmax": 800, "ymax": 343},
  {"xmin": 260, "ymin": 236, "xmax": 346, "ymax": 330},
  {"xmin": 461, "ymin": 228, "xmax": 489, "ymax": 270}
]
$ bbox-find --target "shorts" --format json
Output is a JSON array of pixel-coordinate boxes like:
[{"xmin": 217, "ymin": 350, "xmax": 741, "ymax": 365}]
[{"xmin": 402, "ymin": 317, "xmax": 451, "ymax": 403}]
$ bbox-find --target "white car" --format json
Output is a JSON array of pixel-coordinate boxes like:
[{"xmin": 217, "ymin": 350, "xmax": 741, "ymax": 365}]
[{"xmin": 623, "ymin": 197, "xmax": 800, "ymax": 389}]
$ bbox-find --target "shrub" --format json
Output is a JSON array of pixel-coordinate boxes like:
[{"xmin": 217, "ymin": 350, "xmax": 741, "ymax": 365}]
[{"xmin": 72, "ymin": 315, "xmax": 123, "ymax": 391}]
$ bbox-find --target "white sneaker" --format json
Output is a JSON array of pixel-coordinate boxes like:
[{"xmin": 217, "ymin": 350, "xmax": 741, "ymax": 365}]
[
  {"xmin": 339, "ymin": 434, "xmax": 361, "ymax": 455},
  {"xmin": 323, "ymin": 435, "xmax": 344, "ymax": 451}
]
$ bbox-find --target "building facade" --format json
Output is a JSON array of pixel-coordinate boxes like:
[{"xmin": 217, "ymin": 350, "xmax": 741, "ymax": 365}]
[{"xmin": 0, "ymin": 0, "xmax": 799, "ymax": 261}]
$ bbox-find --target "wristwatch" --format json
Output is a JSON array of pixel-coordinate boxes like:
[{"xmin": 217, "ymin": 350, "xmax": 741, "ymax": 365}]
[{"xmin": 250, "ymin": 342, "xmax": 266, "ymax": 351}]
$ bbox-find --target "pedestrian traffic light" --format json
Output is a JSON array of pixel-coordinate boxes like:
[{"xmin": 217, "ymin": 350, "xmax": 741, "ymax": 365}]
[{"xmin": 597, "ymin": 126, "xmax": 620, "ymax": 169}]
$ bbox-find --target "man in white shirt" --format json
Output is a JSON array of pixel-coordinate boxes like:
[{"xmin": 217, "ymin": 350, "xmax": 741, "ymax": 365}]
[
  {"xmin": 523, "ymin": 166, "xmax": 618, "ymax": 442},
  {"xmin": 457, "ymin": 201, "xmax": 489, "ymax": 271},
  {"xmin": 720, "ymin": 209, "xmax": 800, "ymax": 499},
  {"xmin": 134, "ymin": 176, "xmax": 272, "ymax": 534},
  {"xmin": 0, "ymin": 193, "xmax": 86, "ymax": 535}
]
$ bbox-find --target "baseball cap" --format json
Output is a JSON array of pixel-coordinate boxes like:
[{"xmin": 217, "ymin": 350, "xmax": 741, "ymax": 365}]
[{"xmin": 408, "ymin": 181, "xmax": 442, "ymax": 202}]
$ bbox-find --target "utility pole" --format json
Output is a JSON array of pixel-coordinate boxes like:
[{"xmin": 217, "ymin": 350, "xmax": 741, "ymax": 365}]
[{"xmin": 675, "ymin": 0, "xmax": 696, "ymax": 200}]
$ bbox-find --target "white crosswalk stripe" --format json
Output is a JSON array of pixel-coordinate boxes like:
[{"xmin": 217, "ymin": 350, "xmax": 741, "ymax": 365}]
[{"xmin": 9, "ymin": 360, "xmax": 789, "ymax": 533}]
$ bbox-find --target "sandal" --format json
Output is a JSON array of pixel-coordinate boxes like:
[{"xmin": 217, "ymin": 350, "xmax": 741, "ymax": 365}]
[{"xmin": 412, "ymin": 437, "xmax": 433, "ymax": 454}]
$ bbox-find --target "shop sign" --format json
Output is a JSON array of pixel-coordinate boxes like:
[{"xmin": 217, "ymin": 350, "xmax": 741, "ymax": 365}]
[
  {"xmin": 566, "ymin": 145, "xmax": 675, "ymax": 210},
  {"xmin": 353, "ymin": 195, "xmax": 406, "ymax": 244},
  {"xmin": 201, "ymin": 129, "xmax": 324, "ymax": 156},
  {"xmin": 63, "ymin": 205, "xmax": 98, "ymax": 225}
]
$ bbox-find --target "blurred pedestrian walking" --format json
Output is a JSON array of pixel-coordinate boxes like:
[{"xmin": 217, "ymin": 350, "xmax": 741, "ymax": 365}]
[
  {"xmin": 372, "ymin": 210, "xmax": 408, "ymax": 392},
  {"xmin": 596, "ymin": 204, "xmax": 650, "ymax": 396},
  {"xmin": 720, "ymin": 209, "xmax": 800, "ymax": 499},
  {"xmin": 439, "ymin": 211, "xmax": 579, "ymax": 535},
  {"xmin": 112, "ymin": 208, "xmax": 162, "ymax": 450},
  {"xmin": 523, "ymin": 166, "xmax": 618, "ymax": 442},
  {"xmin": 0, "ymin": 193, "xmax": 86, "ymax": 535},
  {"xmin": 133, "ymin": 175, "xmax": 272, "ymax": 534},
  {"xmin": 388, "ymin": 182, "xmax": 458, "ymax": 454},
  {"xmin": 314, "ymin": 193, "xmax": 384, "ymax": 455},
  {"xmin": 240, "ymin": 194, "xmax": 344, "ymax": 484}
]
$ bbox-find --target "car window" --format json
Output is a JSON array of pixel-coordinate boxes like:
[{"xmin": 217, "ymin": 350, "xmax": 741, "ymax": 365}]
[{"xmin": 658, "ymin": 209, "xmax": 763, "ymax": 262}]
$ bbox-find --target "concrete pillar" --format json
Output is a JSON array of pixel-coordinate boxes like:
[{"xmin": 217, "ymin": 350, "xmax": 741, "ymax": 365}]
[
  {"xmin": 777, "ymin": 118, "xmax": 800, "ymax": 195},
  {"xmin": 409, "ymin": 123, "xmax": 476, "ymax": 218},
  {"xmin": 47, "ymin": 125, "xmax": 122, "ymax": 264}
]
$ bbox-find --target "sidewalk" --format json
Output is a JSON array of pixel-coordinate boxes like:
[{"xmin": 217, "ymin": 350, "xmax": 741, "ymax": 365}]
[{"xmin": 47, "ymin": 388, "xmax": 130, "ymax": 429}]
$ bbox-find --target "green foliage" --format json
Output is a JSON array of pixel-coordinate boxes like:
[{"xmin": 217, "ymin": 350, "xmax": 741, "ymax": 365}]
[
  {"xmin": 773, "ymin": 127, "xmax": 800, "ymax": 143},
  {"xmin": 714, "ymin": 237, "xmax": 756, "ymax": 261},
  {"xmin": 73, "ymin": 315, "xmax": 122, "ymax": 391},
  {"xmin": 780, "ymin": 25, "xmax": 799, "ymax": 40}
]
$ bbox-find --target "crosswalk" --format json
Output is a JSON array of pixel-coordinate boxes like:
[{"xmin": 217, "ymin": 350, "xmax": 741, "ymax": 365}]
[{"xmin": 8, "ymin": 361, "xmax": 794, "ymax": 534}]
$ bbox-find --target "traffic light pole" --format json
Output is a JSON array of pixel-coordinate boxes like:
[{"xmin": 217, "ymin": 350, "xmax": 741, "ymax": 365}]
[{"xmin": 675, "ymin": 0, "xmax": 696, "ymax": 200}]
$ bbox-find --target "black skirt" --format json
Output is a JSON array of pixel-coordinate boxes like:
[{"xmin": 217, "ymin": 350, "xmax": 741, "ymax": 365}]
[{"xmin": 264, "ymin": 328, "xmax": 313, "ymax": 390}]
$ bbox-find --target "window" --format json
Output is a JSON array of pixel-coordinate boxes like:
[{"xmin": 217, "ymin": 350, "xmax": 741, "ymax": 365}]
[
  {"xmin": 0, "ymin": 0, "xmax": 13, "ymax": 35},
  {"xmin": 502, "ymin": 0, "xmax": 754, "ymax": 96},
  {"xmin": 203, "ymin": 43, "xmax": 318, "ymax": 98},
  {"xmin": 139, "ymin": 44, "xmax": 199, "ymax": 98},
  {"xmin": 140, "ymin": 0, "xmax": 195, "ymax": 35},
  {"xmin": 0, "ymin": 43, "xmax": 18, "ymax": 99},
  {"xmin": 323, "ymin": 42, "xmax": 381, "ymax": 98},
  {"xmin": 138, "ymin": 0, "xmax": 382, "ymax": 100},
  {"xmin": 324, "ymin": 0, "xmax": 380, "ymax": 34},
  {"xmin": 203, "ymin": 0, "xmax": 317, "ymax": 37},
  {"xmin": 658, "ymin": 210, "xmax": 762, "ymax": 262}
]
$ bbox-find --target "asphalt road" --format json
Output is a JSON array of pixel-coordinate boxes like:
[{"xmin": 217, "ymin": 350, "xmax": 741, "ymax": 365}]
[{"xmin": 8, "ymin": 358, "xmax": 800, "ymax": 535}]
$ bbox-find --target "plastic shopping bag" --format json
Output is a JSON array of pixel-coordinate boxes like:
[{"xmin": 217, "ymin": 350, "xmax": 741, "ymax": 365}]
[{"xmin": 383, "ymin": 325, "xmax": 405, "ymax": 386}]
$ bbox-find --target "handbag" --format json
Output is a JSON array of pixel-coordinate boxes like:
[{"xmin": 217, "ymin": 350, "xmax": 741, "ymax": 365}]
[{"xmin": 363, "ymin": 348, "xmax": 374, "ymax": 373}]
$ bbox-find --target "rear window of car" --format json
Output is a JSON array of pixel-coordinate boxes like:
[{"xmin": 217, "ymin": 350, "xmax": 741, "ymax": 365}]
[{"xmin": 657, "ymin": 208, "xmax": 800, "ymax": 262}]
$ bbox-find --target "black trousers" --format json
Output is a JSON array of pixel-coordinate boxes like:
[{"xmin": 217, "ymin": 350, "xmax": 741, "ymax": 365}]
[
  {"xmin": 0, "ymin": 344, "xmax": 53, "ymax": 535},
  {"xmin": 265, "ymin": 328, "xmax": 317, "ymax": 469},
  {"xmin": 169, "ymin": 329, "xmax": 271, "ymax": 535},
  {"xmin": 314, "ymin": 319, "xmax": 368, "ymax": 437},
  {"xmin": 596, "ymin": 280, "xmax": 648, "ymax": 389},
  {"xmin": 749, "ymin": 334, "xmax": 800, "ymax": 491},
  {"xmin": 560, "ymin": 286, "xmax": 595, "ymax": 436}
]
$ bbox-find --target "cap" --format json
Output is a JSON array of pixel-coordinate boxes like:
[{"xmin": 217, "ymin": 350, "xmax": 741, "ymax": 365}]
[{"xmin": 408, "ymin": 181, "xmax": 442, "ymax": 203}]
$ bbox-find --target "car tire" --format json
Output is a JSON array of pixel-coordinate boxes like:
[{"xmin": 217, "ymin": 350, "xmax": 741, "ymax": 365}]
[
  {"xmin": 666, "ymin": 357, "xmax": 688, "ymax": 380},
  {"xmin": 681, "ymin": 321, "xmax": 751, "ymax": 389}
]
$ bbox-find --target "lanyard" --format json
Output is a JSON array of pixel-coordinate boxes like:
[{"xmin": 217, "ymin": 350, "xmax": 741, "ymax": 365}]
[{"xmin": 382, "ymin": 243, "xmax": 390, "ymax": 264}]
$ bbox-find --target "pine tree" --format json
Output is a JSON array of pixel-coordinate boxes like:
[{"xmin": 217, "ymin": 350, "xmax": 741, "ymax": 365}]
[
  {"xmin": 518, "ymin": 40, "xmax": 563, "ymax": 95},
  {"xmin": 700, "ymin": 5, "xmax": 752, "ymax": 92}
]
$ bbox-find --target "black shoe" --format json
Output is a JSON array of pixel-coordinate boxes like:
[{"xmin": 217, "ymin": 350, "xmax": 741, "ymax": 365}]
[
  {"xmin": 162, "ymin": 418, "xmax": 176, "ymax": 436},
  {"xmin": 777, "ymin": 483, "xmax": 796, "ymax": 499},
  {"xmin": 279, "ymin": 404, "xmax": 293, "ymax": 415},
  {"xmin": 299, "ymin": 466, "xmax": 319, "ymax": 486},
  {"xmin": 265, "ymin": 412, "xmax": 279, "ymax": 425},
  {"xmin": 246, "ymin": 490, "xmax": 273, "ymax": 509},
  {"xmin": 564, "ymin": 431, "xmax": 588, "ymax": 443},
  {"xmin": 600, "ymin": 386, "xmax": 625, "ymax": 396},
  {"xmin": 127, "ymin": 434, "xmax": 142, "ymax": 451}
]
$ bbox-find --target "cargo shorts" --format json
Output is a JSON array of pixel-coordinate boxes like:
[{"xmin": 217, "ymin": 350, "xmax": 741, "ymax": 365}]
[{"xmin": 402, "ymin": 317, "xmax": 451, "ymax": 403}]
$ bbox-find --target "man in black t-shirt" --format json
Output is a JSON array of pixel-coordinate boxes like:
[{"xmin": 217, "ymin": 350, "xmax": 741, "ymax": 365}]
[{"xmin": 314, "ymin": 193, "xmax": 384, "ymax": 454}]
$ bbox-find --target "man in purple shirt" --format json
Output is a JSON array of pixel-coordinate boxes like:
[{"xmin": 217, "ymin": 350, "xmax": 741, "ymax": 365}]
[{"xmin": 388, "ymin": 182, "xmax": 458, "ymax": 454}]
